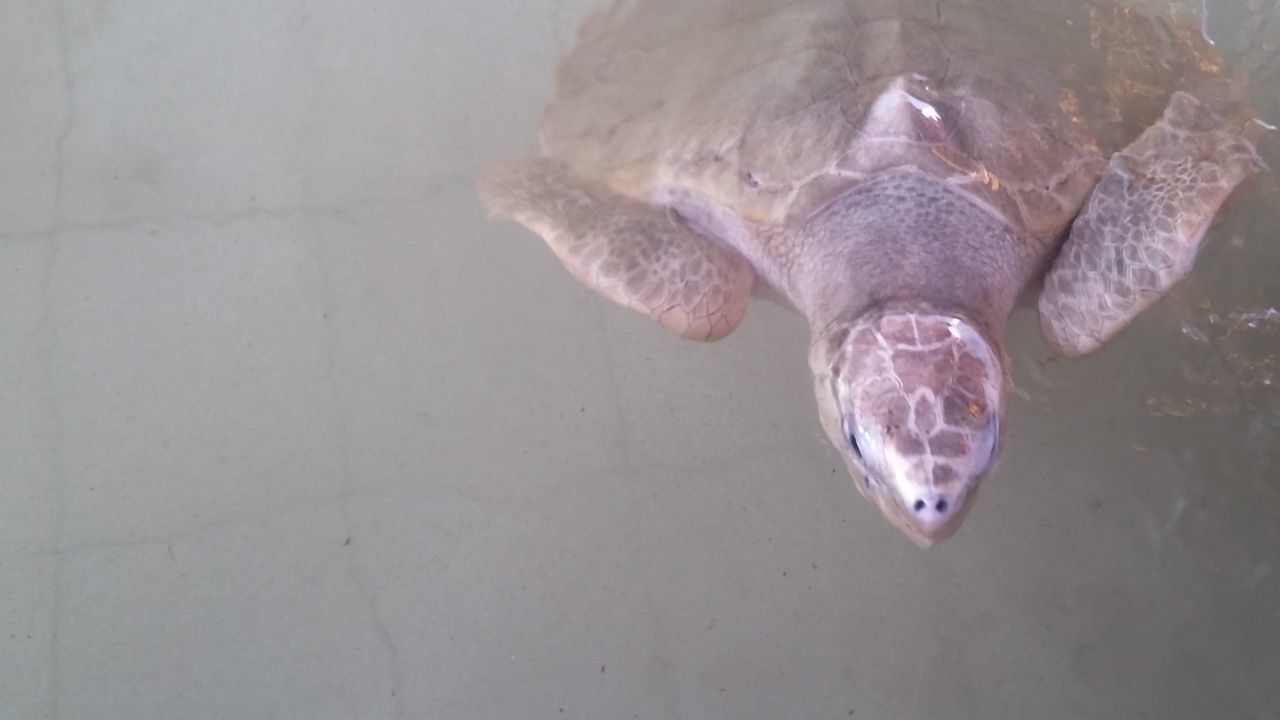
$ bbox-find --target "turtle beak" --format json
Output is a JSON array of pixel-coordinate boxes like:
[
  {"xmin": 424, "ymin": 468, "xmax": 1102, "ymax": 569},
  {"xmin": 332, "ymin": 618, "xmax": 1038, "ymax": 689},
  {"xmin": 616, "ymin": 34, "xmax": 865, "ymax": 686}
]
[
  {"xmin": 847, "ymin": 462, "xmax": 981, "ymax": 547},
  {"xmin": 877, "ymin": 486, "xmax": 980, "ymax": 547}
]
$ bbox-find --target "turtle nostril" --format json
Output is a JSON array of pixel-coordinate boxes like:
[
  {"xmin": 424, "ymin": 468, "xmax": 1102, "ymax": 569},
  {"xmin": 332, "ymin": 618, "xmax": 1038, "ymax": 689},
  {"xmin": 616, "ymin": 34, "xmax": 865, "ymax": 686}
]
[
  {"xmin": 935, "ymin": 498, "xmax": 949, "ymax": 514},
  {"xmin": 912, "ymin": 499, "xmax": 926, "ymax": 513}
]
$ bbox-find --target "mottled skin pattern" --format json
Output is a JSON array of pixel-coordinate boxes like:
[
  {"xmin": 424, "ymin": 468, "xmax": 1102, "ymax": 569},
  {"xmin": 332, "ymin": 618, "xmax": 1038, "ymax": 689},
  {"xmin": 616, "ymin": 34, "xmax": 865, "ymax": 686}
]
[
  {"xmin": 1039, "ymin": 91, "xmax": 1268, "ymax": 355},
  {"xmin": 811, "ymin": 311, "xmax": 1003, "ymax": 543},
  {"xmin": 479, "ymin": 0, "xmax": 1267, "ymax": 545},
  {"xmin": 479, "ymin": 159, "xmax": 754, "ymax": 340}
]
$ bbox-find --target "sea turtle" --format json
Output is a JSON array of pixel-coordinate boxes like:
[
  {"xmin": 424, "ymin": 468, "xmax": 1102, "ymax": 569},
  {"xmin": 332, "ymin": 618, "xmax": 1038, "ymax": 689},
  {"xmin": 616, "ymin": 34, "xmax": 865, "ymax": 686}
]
[{"xmin": 478, "ymin": 0, "xmax": 1268, "ymax": 545}]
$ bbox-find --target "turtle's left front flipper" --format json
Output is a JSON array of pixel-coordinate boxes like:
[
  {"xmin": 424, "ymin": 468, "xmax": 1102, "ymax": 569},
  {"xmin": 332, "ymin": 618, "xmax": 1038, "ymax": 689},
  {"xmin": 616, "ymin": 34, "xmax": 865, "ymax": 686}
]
[{"xmin": 1038, "ymin": 90, "xmax": 1267, "ymax": 357}]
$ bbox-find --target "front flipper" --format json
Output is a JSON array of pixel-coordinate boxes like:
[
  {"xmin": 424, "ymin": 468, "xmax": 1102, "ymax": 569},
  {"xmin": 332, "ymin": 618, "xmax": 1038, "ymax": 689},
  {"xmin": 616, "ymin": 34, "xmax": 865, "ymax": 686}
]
[
  {"xmin": 478, "ymin": 158, "xmax": 754, "ymax": 341},
  {"xmin": 1038, "ymin": 91, "xmax": 1266, "ymax": 356}
]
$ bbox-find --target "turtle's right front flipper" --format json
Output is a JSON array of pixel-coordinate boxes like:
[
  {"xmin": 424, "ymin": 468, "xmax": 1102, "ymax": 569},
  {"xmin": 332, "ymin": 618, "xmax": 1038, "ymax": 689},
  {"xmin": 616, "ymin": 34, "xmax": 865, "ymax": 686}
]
[
  {"xmin": 1038, "ymin": 90, "xmax": 1266, "ymax": 357},
  {"xmin": 478, "ymin": 158, "xmax": 755, "ymax": 342}
]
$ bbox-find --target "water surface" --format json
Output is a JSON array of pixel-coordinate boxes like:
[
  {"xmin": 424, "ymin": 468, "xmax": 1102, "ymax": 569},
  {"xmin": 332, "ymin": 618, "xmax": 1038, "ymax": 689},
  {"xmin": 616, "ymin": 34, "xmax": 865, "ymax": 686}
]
[{"xmin": 0, "ymin": 0, "xmax": 1275, "ymax": 718}]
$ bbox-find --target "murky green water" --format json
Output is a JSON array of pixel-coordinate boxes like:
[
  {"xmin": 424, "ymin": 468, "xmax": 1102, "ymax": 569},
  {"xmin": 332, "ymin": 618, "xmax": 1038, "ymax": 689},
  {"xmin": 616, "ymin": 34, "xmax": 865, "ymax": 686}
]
[{"xmin": 3, "ymin": 0, "xmax": 1274, "ymax": 717}]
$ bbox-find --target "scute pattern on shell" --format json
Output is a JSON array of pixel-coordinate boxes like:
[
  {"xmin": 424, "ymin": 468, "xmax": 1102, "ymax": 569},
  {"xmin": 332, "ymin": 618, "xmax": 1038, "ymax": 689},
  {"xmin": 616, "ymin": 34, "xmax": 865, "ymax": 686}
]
[{"xmin": 540, "ymin": 0, "xmax": 1225, "ymax": 240}]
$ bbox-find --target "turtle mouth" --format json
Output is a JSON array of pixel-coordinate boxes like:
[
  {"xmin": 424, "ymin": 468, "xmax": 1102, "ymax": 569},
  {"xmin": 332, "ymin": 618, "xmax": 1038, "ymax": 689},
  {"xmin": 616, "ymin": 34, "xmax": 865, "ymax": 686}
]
[
  {"xmin": 825, "ymin": 407, "xmax": 981, "ymax": 547},
  {"xmin": 853, "ymin": 466, "xmax": 884, "ymax": 497}
]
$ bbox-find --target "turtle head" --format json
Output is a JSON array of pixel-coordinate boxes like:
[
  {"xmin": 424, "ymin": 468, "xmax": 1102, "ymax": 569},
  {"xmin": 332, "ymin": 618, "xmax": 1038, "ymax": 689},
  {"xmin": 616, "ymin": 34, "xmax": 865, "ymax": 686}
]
[{"xmin": 810, "ymin": 309, "xmax": 1005, "ymax": 546}]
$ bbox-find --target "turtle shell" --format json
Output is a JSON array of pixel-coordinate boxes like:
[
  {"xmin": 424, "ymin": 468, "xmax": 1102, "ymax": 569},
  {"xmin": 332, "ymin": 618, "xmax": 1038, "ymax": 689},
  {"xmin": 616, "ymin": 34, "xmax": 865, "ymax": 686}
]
[{"xmin": 540, "ymin": 0, "xmax": 1228, "ymax": 239}]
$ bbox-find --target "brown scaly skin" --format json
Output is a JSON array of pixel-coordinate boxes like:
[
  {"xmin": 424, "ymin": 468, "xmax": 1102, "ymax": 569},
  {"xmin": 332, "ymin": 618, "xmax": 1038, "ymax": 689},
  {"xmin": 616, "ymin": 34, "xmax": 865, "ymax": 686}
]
[
  {"xmin": 1038, "ymin": 91, "xmax": 1269, "ymax": 356},
  {"xmin": 479, "ymin": 0, "xmax": 1268, "ymax": 545},
  {"xmin": 810, "ymin": 310, "xmax": 1003, "ymax": 546},
  {"xmin": 781, "ymin": 171, "xmax": 1033, "ymax": 545}
]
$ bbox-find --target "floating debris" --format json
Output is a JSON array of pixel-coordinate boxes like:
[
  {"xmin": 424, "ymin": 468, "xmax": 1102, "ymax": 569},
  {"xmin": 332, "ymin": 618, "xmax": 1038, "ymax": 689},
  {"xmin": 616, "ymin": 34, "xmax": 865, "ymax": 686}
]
[
  {"xmin": 1147, "ymin": 396, "xmax": 1200, "ymax": 417},
  {"xmin": 1231, "ymin": 307, "xmax": 1280, "ymax": 328},
  {"xmin": 1181, "ymin": 324, "xmax": 1210, "ymax": 344},
  {"xmin": 1200, "ymin": 0, "xmax": 1215, "ymax": 45},
  {"xmin": 1009, "ymin": 382, "xmax": 1034, "ymax": 402}
]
